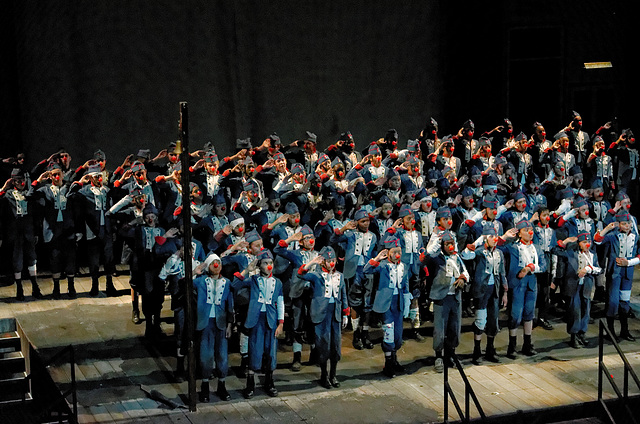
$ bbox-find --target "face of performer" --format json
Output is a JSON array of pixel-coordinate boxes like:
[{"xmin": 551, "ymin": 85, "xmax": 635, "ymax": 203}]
[
  {"xmin": 388, "ymin": 247, "xmax": 402, "ymax": 263},
  {"xmin": 619, "ymin": 221, "xmax": 631, "ymax": 234},
  {"xmin": 519, "ymin": 227, "xmax": 534, "ymax": 243},
  {"xmin": 471, "ymin": 174, "xmax": 482, "ymax": 188},
  {"xmin": 303, "ymin": 141, "xmax": 317, "ymax": 155},
  {"xmin": 465, "ymin": 128, "xmax": 474, "ymax": 140},
  {"xmin": 485, "ymin": 234, "xmax": 498, "ymax": 249},
  {"xmin": 420, "ymin": 199, "xmax": 432, "ymax": 212},
  {"xmin": 462, "ymin": 196, "xmax": 474, "ymax": 209},
  {"xmin": 205, "ymin": 161, "xmax": 218, "ymax": 175},
  {"xmin": 515, "ymin": 198, "xmax": 527, "ymax": 212},
  {"xmin": 438, "ymin": 216, "xmax": 452, "ymax": 230},
  {"xmin": 268, "ymin": 140, "xmax": 280, "ymax": 156},
  {"xmin": 90, "ymin": 173, "xmax": 103, "ymax": 187},
  {"xmin": 535, "ymin": 125, "xmax": 546, "ymax": 141},
  {"xmin": 357, "ymin": 217, "xmax": 371, "ymax": 232},
  {"xmin": 301, "ymin": 235, "xmax": 315, "ymax": 250},
  {"xmin": 132, "ymin": 194, "xmax": 146, "ymax": 209},
  {"xmin": 191, "ymin": 186, "xmax": 202, "ymax": 201},
  {"xmin": 381, "ymin": 203, "xmax": 394, "ymax": 218},
  {"xmin": 249, "ymin": 239, "xmax": 263, "ymax": 255},
  {"xmin": 287, "ymin": 212, "xmax": 301, "ymax": 227},
  {"xmin": 577, "ymin": 205, "xmax": 589, "ymax": 219},
  {"xmin": 259, "ymin": 259, "xmax": 274, "ymax": 276},
  {"xmin": 168, "ymin": 151, "xmax": 179, "ymax": 164},
  {"xmin": 244, "ymin": 163, "xmax": 256, "ymax": 177},
  {"xmin": 592, "ymin": 187, "xmax": 604, "ymax": 201},
  {"xmin": 333, "ymin": 165, "xmax": 345, "ymax": 180},
  {"xmin": 233, "ymin": 222, "xmax": 245, "ymax": 236},
  {"xmin": 214, "ymin": 202, "xmax": 226, "ymax": 216},
  {"xmin": 485, "ymin": 206, "xmax": 498, "ymax": 221},
  {"xmin": 323, "ymin": 257, "xmax": 336, "ymax": 271},
  {"xmin": 275, "ymin": 157, "xmax": 287, "ymax": 173},
  {"xmin": 58, "ymin": 152, "xmax": 71, "ymax": 169},
  {"xmin": 12, "ymin": 176, "xmax": 26, "ymax": 191},
  {"xmin": 572, "ymin": 116, "xmax": 583, "ymax": 131},
  {"xmin": 371, "ymin": 154, "xmax": 382, "ymax": 167},
  {"xmin": 572, "ymin": 173, "xmax": 583, "ymax": 189},
  {"xmin": 269, "ymin": 197, "xmax": 281, "ymax": 211},
  {"xmin": 144, "ymin": 212, "xmax": 157, "ymax": 227},
  {"xmin": 480, "ymin": 145, "xmax": 492, "ymax": 157},
  {"xmin": 539, "ymin": 210, "xmax": 551, "ymax": 226},
  {"xmin": 208, "ymin": 258, "xmax": 222, "ymax": 276},
  {"xmin": 246, "ymin": 190, "xmax": 259, "ymax": 202},
  {"xmin": 49, "ymin": 169, "xmax": 63, "ymax": 187},
  {"xmin": 579, "ymin": 239, "xmax": 591, "ymax": 252},
  {"xmin": 134, "ymin": 168, "xmax": 147, "ymax": 184},
  {"xmin": 620, "ymin": 198, "xmax": 632, "ymax": 211},
  {"xmin": 292, "ymin": 172, "xmax": 305, "ymax": 184},
  {"xmin": 554, "ymin": 162, "xmax": 566, "ymax": 177},
  {"xmin": 528, "ymin": 181, "xmax": 540, "ymax": 195},
  {"xmin": 443, "ymin": 240, "xmax": 456, "ymax": 255},
  {"xmin": 388, "ymin": 176, "xmax": 401, "ymax": 190}
]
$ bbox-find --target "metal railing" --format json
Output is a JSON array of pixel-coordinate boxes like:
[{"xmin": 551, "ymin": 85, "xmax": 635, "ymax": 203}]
[
  {"xmin": 598, "ymin": 319, "xmax": 640, "ymax": 424},
  {"xmin": 33, "ymin": 345, "xmax": 78, "ymax": 424},
  {"xmin": 443, "ymin": 353, "xmax": 486, "ymax": 424}
]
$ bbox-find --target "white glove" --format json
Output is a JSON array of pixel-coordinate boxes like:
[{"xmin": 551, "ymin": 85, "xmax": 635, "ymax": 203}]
[
  {"xmin": 75, "ymin": 233, "xmax": 83, "ymax": 242},
  {"xmin": 556, "ymin": 198, "xmax": 572, "ymax": 216},
  {"xmin": 342, "ymin": 315, "xmax": 349, "ymax": 329},
  {"xmin": 562, "ymin": 208, "xmax": 577, "ymax": 220},
  {"xmin": 403, "ymin": 293, "xmax": 413, "ymax": 318},
  {"xmin": 470, "ymin": 210, "xmax": 484, "ymax": 223}
]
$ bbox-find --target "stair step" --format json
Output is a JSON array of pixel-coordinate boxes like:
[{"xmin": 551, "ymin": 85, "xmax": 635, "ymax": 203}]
[
  {"xmin": 0, "ymin": 351, "xmax": 25, "ymax": 373},
  {"xmin": 0, "ymin": 331, "xmax": 21, "ymax": 351},
  {"xmin": 0, "ymin": 390, "xmax": 32, "ymax": 405},
  {"xmin": 550, "ymin": 418, "xmax": 604, "ymax": 424},
  {"xmin": 0, "ymin": 371, "xmax": 29, "ymax": 401}
]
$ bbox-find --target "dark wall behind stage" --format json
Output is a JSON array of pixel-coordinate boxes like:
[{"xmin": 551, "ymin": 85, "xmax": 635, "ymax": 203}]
[{"xmin": 0, "ymin": 0, "xmax": 636, "ymax": 168}]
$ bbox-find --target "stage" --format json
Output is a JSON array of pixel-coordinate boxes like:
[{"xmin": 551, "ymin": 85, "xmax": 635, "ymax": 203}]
[{"xmin": 1, "ymin": 270, "xmax": 640, "ymax": 423}]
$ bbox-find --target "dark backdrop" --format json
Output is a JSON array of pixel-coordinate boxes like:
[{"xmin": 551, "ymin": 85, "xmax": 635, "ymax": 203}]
[{"xmin": 1, "ymin": 0, "xmax": 637, "ymax": 168}]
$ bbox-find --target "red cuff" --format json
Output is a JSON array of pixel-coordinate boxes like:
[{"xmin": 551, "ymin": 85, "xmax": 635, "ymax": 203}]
[
  {"xmin": 608, "ymin": 209, "xmax": 616, "ymax": 216},
  {"xmin": 262, "ymin": 224, "xmax": 271, "ymax": 234},
  {"xmin": 557, "ymin": 217, "xmax": 566, "ymax": 227},
  {"xmin": 222, "ymin": 170, "xmax": 230, "ymax": 177},
  {"xmin": 387, "ymin": 227, "xmax": 396, "ymax": 235},
  {"xmin": 609, "ymin": 142, "xmax": 618, "ymax": 150},
  {"xmin": 173, "ymin": 206, "xmax": 182, "ymax": 216},
  {"xmin": 354, "ymin": 164, "xmax": 363, "ymax": 171},
  {"xmin": 465, "ymin": 219, "xmax": 475, "ymax": 227},
  {"xmin": 594, "ymin": 233, "xmax": 604, "ymax": 243},
  {"xmin": 334, "ymin": 228, "xmax": 341, "ymax": 235},
  {"xmin": 75, "ymin": 165, "xmax": 84, "ymax": 173},
  {"xmin": 224, "ymin": 157, "xmax": 231, "ymax": 163},
  {"xmin": 423, "ymin": 266, "xmax": 429, "ymax": 276},
  {"xmin": 342, "ymin": 307, "xmax": 350, "ymax": 316},
  {"xmin": 155, "ymin": 236, "xmax": 167, "ymax": 245},
  {"xmin": 31, "ymin": 180, "xmax": 39, "ymax": 187},
  {"xmin": 113, "ymin": 180, "xmax": 121, "ymax": 188},
  {"xmin": 368, "ymin": 259, "xmax": 380, "ymax": 267},
  {"xmin": 155, "ymin": 175, "xmax": 165, "ymax": 183},
  {"xmin": 527, "ymin": 263, "xmax": 535, "ymax": 272},
  {"xmin": 278, "ymin": 319, "xmax": 285, "ymax": 324},
  {"xmin": 255, "ymin": 165, "xmax": 264, "ymax": 173},
  {"xmin": 497, "ymin": 237, "xmax": 506, "ymax": 246},
  {"xmin": 318, "ymin": 221, "xmax": 327, "ymax": 226},
  {"xmin": 114, "ymin": 166, "xmax": 124, "ymax": 175},
  {"xmin": 557, "ymin": 240, "xmax": 565, "ymax": 248},
  {"xmin": 297, "ymin": 265, "xmax": 307, "ymax": 275},
  {"xmin": 234, "ymin": 272, "xmax": 244, "ymax": 280},
  {"xmin": 189, "ymin": 166, "xmax": 195, "ymax": 173},
  {"xmin": 278, "ymin": 240, "xmax": 288, "ymax": 248}
]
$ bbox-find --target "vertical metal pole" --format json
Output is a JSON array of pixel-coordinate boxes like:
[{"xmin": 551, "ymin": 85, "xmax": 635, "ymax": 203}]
[
  {"xmin": 598, "ymin": 319, "xmax": 603, "ymax": 401},
  {"xmin": 179, "ymin": 102, "xmax": 197, "ymax": 412},
  {"xmin": 444, "ymin": 357, "xmax": 449, "ymax": 424}
]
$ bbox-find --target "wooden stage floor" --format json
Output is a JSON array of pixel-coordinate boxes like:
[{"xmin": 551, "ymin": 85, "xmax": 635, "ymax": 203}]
[{"xmin": 2, "ymin": 268, "xmax": 640, "ymax": 423}]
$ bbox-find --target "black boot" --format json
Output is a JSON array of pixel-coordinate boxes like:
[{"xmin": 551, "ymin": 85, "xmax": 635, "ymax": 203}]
[
  {"xmin": 90, "ymin": 277, "xmax": 100, "ymax": 297},
  {"xmin": 106, "ymin": 275, "xmax": 117, "ymax": 297},
  {"xmin": 319, "ymin": 362, "xmax": 331, "ymax": 389},
  {"xmin": 329, "ymin": 359, "xmax": 340, "ymax": 388},
  {"xmin": 175, "ymin": 356, "xmax": 185, "ymax": 382},
  {"xmin": 30, "ymin": 276, "xmax": 42, "ymax": 299},
  {"xmin": 605, "ymin": 317, "xmax": 619, "ymax": 343},
  {"xmin": 216, "ymin": 380, "xmax": 231, "ymax": 401},
  {"xmin": 383, "ymin": 355, "xmax": 396, "ymax": 378},
  {"xmin": 243, "ymin": 374, "xmax": 255, "ymax": 399},
  {"xmin": 392, "ymin": 351, "xmax": 405, "ymax": 374},
  {"xmin": 292, "ymin": 351, "xmax": 302, "ymax": 372},
  {"xmin": 472, "ymin": 339, "xmax": 482, "ymax": 365},
  {"xmin": 52, "ymin": 278, "xmax": 61, "ymax": 299},
  {"xmin": 352, "ymin": 328, "xmax": 364, "ymax": 350},
  {"xmin": 308, "ymin": 347, "xmax": 318, "ymax": 366},
  {"xmin": 67, "ymin": 277, "xmax": 76, "ymax": 298},
  {"xmin": 362, "ymin": 329, "xmax": 374, "ymax": 349},
  {"xmin": 15, "ymin": 279, "xmax": 24, "ymax": 301},
  {"xmin": 199, "ymin": 381, "xmax": 210, "ymax": 402},
  {"xmin": 506, "ymin": 335, "xmax": 517, "ymax": 359},
  {"xmin": 484, "ymin": 337, "xmax": 500, "ymax": 363},
  {"xmin": 569, "ymin": 334, "xmax": 581, "ymax": 349},
  {"xmin": 132, "ymin": 304, "xmax": 141, "ymax": 324},
  {"xmin": 264, "ymin": 371, "xmax": 278, "ymax": 397},
  {"xmin": 620, "ymin": 312, "xmax": 636, "ymax": 341},
  {"xmin": 522, "ymin": 335, "xmax": 537, "ymax": 356}
]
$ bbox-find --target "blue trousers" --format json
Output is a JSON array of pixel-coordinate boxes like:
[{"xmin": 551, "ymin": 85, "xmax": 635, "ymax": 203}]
[
  {"xmin": 509, "ymin": 276, "xmax": 537, "ymax": 329},
  {"xmin": 381, "ymin": 294, "xmax": 404, "ymax": 353},
  {"xmin": 199, "ymin": 318, "xmax": 228, "ymax": 379},
  {"xmin": 314, "ymin": 303, "xmax": 342, "ymax": 363},
  {"xmin": 249, "ymin": 312, "xmax": 277, "ymax": 372},
  {"xmin": 567, "ymin": 285, "xmax": 591, "ymax": 335},
  {"xmin": 433, "ymin": 294, "xmax": 461, "ymax": 353},
  {"xmin": 348, "ymin": 265, "xmax": 375, "ymax": 312},
  {"xmin": 473, "ymin": 286, "xmax": 499, "ymax": 337},
  {"xmin": 607, "ymin": 271, "xmax": 633, "ymax": 317}
]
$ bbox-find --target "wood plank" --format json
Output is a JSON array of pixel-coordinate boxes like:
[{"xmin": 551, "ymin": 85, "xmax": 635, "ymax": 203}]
[
  {"xmin": 88, "ymin": 405, "xmax": 112, "ymax": 423},
  {"xmin": 103, "ymin": 401, "xmax": 131, "ymax": 422},
  {"xmin": 264, "ymin": 396, "xmax": 301, "ymax": 421},
  {"xmin": 120, "ymin": 399, "xmax": 149, "ymax": 419},
  {"xmin": 232, "ymin": 400, "xmax": 264, "ymax": 422}
]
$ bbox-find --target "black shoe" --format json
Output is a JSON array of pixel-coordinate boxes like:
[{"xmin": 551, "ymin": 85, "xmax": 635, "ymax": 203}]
[
  {"xmin": 32, "ymin": 287, "xmax": 43, "ymax": 299},
  {"xmin": 16, "ymin": 285, "xmax": 25, "ymax": 301},
  {"xmin": 68, "ymin": 285, "xmax": 77, "ymax": 299},
  {"xmin": 291, "ymin": 352, "xmax": 302, "ymax": 372},
  {"xmin": 620, "ymin": 332, "xmax": 636, "ymax": 342},
  {"xmin": 484, "ymin": 351, "xmax": 500, "ymax": 363},
  {"xmin": 132, "ymin": 309, "xmax": 141, "ymax": 324},
  {"xmin": 577, "ymin": 333, "xmax": 589, "ymax": 347},
  {"xmin": 472, "ymin": 347, "xmax": 482, "ymax": 365},
  {"xmin": 538, "ymin": 318, "xmax": 553, "ymax": 331},
  {"xmin": 329, "ymin": 376, "xmax": 340, "ymax": 388},
  {"xmin": 90, "ymin": 287, "xmax": 99, "ymax": 297},
  {"xmin": 52, "ymin": 288, "xmax": 61, "ymax": 300},
  {"xmin": 265, "ymin": 383, "xmax": 278, "ymax": 397},
  {"xmin": 414, "ymin": 330, "xmax": 426, "ymax": 342},
  {"xmin": 393, "ymin": 356, "xmax": 405, "ymax": 374},
  {"xmin": 319, "ymin": 375, "xmax": 332, "ymax": 389},
  {"xmin": 383, "ymin": 357, "xmax": 396, "ymax": 378},
  {"xmin": 216, "ymin": 381, "xmax": 231, "ymax": 401},
  {"xmin": 569, "ymin": 335, "xmax": 582, "ymax": 349},
  {"xmin": 362, "ymin": 334, "xmax": 374, "ymax": 350},
  {"xmin": 199, "ymin": 382, "xmax": 210, "ymax": 403},
  {"xmin": 243, "ymin": 375, "xmax": 255, "ymax": 399},
  {"xmin": 522, "ymin": 344, "xmax": 538, "ymax": 356},
  {"xmin": 352, "ymin": 330, "xmax": 364, "ymax": 350},
  {"xmin": 106, "ymin": 285, "xmax": 118, "ymax": 297},
  {"xmin": 506, "ymin": 348, "xmax": 517, "ymax": 360}
]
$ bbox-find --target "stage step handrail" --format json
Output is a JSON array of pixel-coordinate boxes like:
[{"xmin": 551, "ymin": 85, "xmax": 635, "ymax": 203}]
[
  {"xmin": 443, "ymin": 352, "xmax": 486, "ymax": 424},
  {"xmin": 31, "ymin": 344, "xmax": 78, "ymax": 424},
  {"xmin": 598, "ymin": 318, "xmax": 640, "ymax": 424}
]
